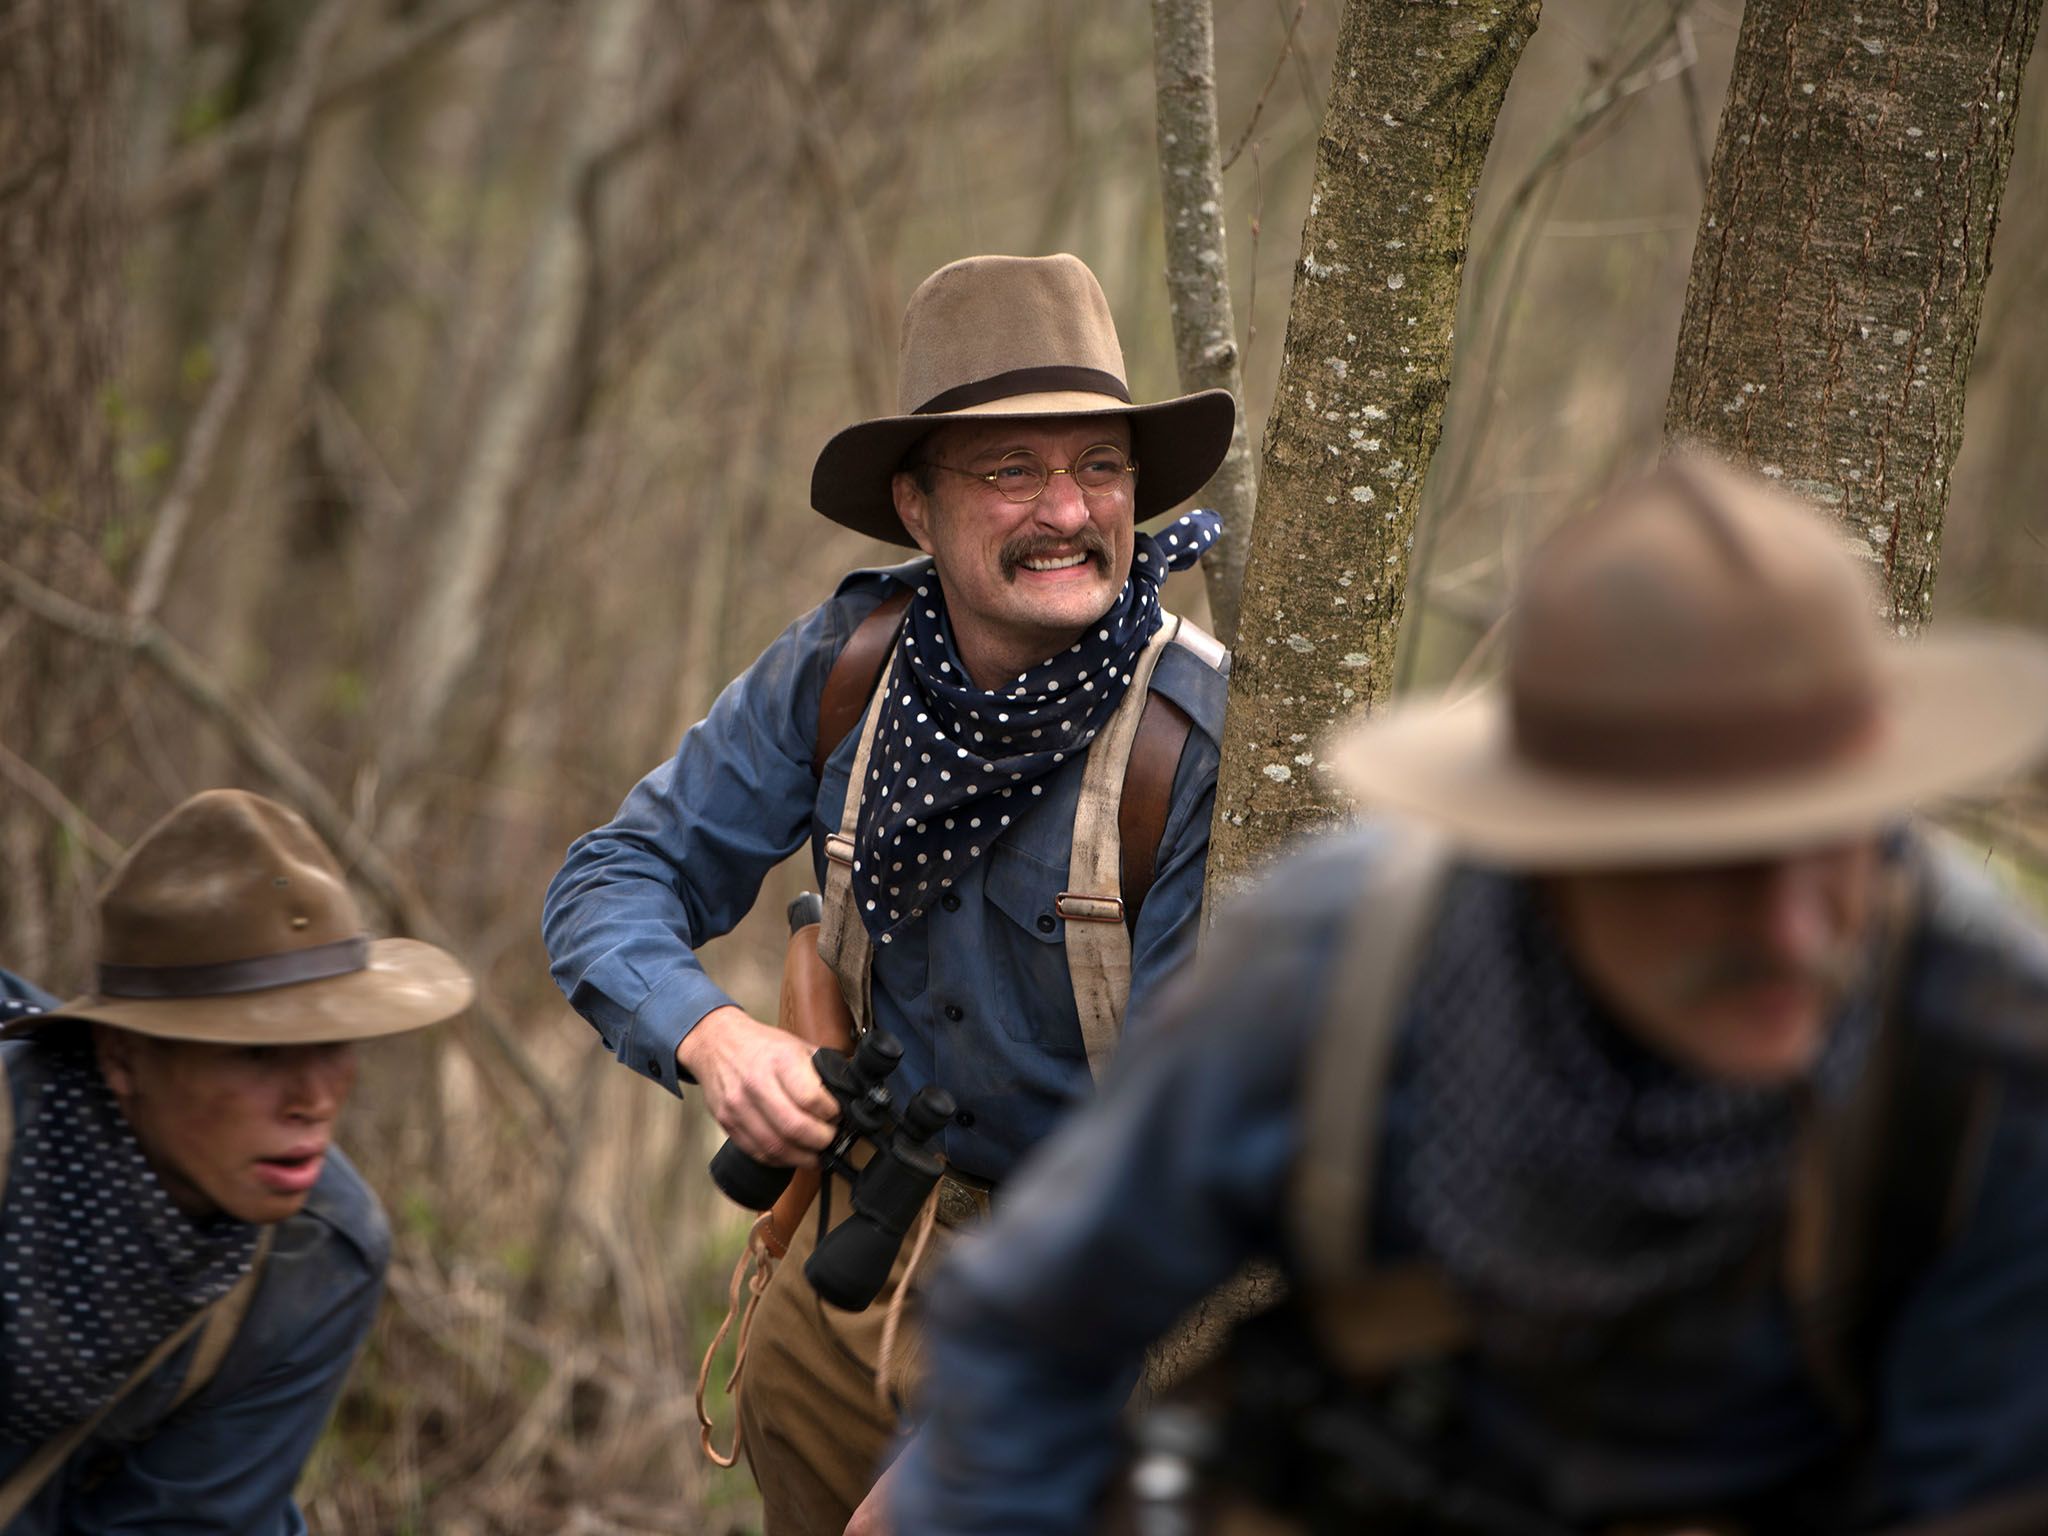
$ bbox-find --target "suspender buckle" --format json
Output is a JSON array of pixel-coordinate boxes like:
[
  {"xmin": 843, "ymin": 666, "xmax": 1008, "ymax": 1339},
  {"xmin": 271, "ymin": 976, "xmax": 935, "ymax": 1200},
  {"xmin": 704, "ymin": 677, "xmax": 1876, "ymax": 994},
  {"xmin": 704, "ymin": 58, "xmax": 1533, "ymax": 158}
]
[
  {"xmin": 1055, "ymin": 892, "xmax": 1125, "ymax": 925},
  {"xmin": 825, "ymin": 834, "xmax": 856, "ymax": 867}
]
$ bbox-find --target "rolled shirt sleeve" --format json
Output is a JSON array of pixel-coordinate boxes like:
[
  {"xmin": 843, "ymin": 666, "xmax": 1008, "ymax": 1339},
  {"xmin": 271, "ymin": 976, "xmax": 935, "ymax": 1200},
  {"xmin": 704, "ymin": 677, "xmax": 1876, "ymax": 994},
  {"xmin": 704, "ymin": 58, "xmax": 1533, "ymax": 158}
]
[{"xmin": 542, "ymin": 584, "xmax": 888, "ymax": 1093}]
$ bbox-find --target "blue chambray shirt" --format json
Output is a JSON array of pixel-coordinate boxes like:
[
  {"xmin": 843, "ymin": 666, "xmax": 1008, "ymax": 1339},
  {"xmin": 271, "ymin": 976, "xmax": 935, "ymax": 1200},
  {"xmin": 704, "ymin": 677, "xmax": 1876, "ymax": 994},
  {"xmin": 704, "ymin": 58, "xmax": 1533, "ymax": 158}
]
[
  {"xmin": 0, "ymin": 983, "xmax": 388, "ymax": 1536},
  {"xmin": 541, "ymin": 558, "xmax": 1225, "ymax": 1183},
  {"xmin": 893, "ymin": 827, "xmax": 2048, "ymax": 1534}
]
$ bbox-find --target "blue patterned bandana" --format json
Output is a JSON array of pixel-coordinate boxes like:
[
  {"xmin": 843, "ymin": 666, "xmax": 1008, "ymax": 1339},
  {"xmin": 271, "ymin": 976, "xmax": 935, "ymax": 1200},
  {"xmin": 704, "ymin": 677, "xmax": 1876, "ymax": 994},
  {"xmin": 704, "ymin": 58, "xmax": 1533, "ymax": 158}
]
[
  {"xmin": 0, "ymin": 1034, "xmax": 260, "ymax": 1443},
  {"xmin": 1397, "ymin": 870, "xmax": 1877, "ymax": 1342},
  {"xmin": 852, "ymin": 509, "xmax": 1221, "ymax": 942}
]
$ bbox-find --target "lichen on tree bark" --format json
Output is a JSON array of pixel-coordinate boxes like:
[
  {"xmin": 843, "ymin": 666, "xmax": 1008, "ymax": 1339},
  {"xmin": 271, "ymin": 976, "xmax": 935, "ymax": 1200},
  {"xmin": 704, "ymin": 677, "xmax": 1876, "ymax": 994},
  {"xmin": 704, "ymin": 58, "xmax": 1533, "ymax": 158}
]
[
  {"xmin": 1666, "ymin": 0, "xmax": 2041, "ymax": 631},
  {"xmin": 1208, "ymin": 0, "xmax": 1541, "ymax": 901}
]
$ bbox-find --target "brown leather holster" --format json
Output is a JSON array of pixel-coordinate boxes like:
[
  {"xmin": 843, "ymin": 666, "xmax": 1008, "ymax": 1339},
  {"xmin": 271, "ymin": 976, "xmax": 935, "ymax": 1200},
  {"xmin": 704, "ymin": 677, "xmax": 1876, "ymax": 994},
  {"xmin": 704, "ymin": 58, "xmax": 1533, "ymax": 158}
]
[{"xmin": 759, "ymin": 919, "xmax": 856, "ymax": 1258}]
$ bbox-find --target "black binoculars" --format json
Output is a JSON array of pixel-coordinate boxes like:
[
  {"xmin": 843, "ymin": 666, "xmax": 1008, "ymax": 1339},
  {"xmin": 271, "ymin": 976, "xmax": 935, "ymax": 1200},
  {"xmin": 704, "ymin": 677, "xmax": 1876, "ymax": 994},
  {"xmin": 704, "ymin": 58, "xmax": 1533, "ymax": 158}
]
[{"xmin": 709, "ymin": 1029, "xmax": 956, "ymax": 1312}]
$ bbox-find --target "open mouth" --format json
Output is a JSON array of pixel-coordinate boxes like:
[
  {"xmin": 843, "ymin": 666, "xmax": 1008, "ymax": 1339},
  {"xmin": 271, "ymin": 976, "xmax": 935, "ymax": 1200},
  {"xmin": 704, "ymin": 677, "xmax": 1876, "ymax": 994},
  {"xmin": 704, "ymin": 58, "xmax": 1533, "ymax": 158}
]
[
  {"xmin": 253, "ymin": 1147, "xmax": 327, "ymax": 1195},
  {"xmin": 1018, "ymin": 552, "xmax": 1092, "ymax": 573}
]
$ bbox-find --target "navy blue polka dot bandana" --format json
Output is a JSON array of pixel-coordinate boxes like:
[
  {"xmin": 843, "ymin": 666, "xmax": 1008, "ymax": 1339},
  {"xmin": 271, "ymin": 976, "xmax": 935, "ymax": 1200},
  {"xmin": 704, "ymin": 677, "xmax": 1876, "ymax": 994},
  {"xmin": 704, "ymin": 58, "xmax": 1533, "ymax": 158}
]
[
  {"xmin": 852, "ymin": 509, "xmax": 1222, "ymax": 943},
  {"xmin": 0, "ymin": 1035, "xmax": 259, "ymax": 1442}
]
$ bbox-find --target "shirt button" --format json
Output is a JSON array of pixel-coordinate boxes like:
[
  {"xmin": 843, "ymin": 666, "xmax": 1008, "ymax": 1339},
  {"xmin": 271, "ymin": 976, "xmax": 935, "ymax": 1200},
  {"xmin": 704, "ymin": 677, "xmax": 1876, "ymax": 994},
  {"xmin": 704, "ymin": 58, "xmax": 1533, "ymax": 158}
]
[
  {"xmin": 647, "ymin": 1055, "xmax": 662, "ymax": 1076},
  {"xmin": 944, "ymin": 1004, "xmax": 963, "ymax": 1022},
  {"xmin": 955, "ymin": 1109, "xmax": 977, "ymax": 1128},
  {"xmin": 1035, "ymin": 913, "xmax": 1056, "ymax": 934},
  {"xmin": 941, "ymin": 892, "xmax": 960, "ymax": 912}
]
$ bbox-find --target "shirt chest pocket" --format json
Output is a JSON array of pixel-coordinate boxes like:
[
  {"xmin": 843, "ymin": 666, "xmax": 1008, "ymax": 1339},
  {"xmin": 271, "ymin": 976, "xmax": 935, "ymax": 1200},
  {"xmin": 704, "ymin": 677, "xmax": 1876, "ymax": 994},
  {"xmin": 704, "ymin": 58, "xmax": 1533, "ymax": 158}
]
[{"xmin": 981, "ymin": 842, "xmax": 1087, "ymax": 1059}]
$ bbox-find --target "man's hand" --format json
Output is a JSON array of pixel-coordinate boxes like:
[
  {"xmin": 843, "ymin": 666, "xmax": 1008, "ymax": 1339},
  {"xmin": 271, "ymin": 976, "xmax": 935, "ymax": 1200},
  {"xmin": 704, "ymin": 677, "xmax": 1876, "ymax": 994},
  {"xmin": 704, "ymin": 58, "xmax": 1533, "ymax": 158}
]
[
  {"xmin": 844, "ymin": 1458, "xmax": 899, "ymax": 1536},
  {"xmin": 678, "ymin": 1005, "xmax": 839, "ymax": 1165}
]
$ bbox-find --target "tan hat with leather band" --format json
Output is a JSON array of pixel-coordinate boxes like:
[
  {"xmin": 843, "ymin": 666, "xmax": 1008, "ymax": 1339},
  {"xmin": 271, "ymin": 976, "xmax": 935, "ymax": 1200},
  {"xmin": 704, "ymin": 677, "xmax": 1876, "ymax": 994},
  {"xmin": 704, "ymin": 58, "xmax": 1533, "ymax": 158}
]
[
  {"xmin": 3, "ymin": 789, "xmax": 473, "ymax": 1043},
  {"xmin": 1330, "ymin": 456, "xmax": 2048, "ymax": 868},
  {"xmin": 810, "ymin": 252, "xmax": 1236, "ymax": 545}
]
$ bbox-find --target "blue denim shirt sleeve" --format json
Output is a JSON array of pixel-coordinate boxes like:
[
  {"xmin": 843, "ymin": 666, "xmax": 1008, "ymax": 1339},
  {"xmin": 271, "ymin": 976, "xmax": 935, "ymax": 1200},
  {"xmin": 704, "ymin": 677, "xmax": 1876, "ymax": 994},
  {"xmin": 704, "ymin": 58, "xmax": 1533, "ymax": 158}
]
[
  {"xmin": 891, "ymin": 837, "xmax": 1360, "ymax": 1535},
  {"xmin": 1872, "ymin": 1071, "xmax": 2048, "ymax": 1516},
  {"xmin": 541, "ymin": 583, "xmax": 885, "ymax": 1094}
]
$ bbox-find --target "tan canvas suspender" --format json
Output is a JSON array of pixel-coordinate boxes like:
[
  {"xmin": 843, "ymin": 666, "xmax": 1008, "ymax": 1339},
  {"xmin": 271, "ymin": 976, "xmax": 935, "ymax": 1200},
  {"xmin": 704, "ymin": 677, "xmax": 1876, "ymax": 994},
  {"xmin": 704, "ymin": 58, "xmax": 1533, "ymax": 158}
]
[
  {"xmin": 1059, "ymin": 614, "xmax": 1181, "ymax": 1078},
  {"xmin": 169, "ymin": 1227, "xmax": 275, "ymax": 1415},
  {"xmin": 1291, "ymin": 826, "xmax": 1452, "ymax": 1292},
  {"xmin": 0, "ymin": 1050, "xmax": 274, "ymax": 1522},
  {"xmin": 1289, "ymin": 827, "xmax": 1472, "ymax": 1377},
  {"xmin": 818, "ymin": 647, "xmax": 896, "ymax": 1038}
]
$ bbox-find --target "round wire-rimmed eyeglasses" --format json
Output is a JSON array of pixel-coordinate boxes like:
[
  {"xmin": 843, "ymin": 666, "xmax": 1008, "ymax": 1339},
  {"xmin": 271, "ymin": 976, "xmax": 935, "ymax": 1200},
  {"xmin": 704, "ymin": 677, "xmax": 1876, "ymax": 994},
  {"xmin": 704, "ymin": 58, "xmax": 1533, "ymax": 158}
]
[{"xmin": 921, "ymin": 444, "xmax": 1138, "ymax": 504}]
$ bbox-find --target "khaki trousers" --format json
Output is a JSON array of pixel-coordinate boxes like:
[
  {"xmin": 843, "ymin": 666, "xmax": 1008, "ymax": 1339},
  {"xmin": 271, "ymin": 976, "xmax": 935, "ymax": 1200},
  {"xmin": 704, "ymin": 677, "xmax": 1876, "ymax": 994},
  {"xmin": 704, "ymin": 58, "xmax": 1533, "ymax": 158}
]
[{"xmin": 737, "ymin": 1175, "xmax": 957, "ymax": 1536}]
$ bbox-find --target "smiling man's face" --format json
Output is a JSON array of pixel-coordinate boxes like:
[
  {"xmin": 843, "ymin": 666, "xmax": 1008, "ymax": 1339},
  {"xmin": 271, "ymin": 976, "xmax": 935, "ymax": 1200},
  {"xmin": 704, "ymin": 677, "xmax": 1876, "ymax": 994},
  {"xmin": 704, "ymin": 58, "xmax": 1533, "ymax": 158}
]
[
  {"xmin": 94, "ymin": 1028, "xmax": 358, "ymax": 1224},
  {"xmin": 891, "ymin": 416, "xmax": 1136, "ymax": 690}
]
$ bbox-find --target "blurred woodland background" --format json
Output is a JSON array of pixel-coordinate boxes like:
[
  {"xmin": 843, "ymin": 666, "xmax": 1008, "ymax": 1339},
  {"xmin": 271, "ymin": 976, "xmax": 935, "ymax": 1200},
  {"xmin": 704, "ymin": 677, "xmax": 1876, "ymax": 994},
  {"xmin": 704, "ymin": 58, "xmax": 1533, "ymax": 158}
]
[{"xmin": 3, "ymin": 0, "xmax": 2045, "ymax": 1530}]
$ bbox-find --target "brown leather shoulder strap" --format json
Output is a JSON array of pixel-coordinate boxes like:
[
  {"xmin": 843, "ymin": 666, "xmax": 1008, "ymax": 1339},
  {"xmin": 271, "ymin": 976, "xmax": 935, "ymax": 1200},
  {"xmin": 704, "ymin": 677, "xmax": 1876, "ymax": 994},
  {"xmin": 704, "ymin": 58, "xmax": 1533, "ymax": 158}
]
[
  {"xmin": 814, "ymin": 588, "xmax": 912, "ymax": 778},
  {"xmin": 1118, "ymin": 691, "xmax": 1193, "ymax": 933}
]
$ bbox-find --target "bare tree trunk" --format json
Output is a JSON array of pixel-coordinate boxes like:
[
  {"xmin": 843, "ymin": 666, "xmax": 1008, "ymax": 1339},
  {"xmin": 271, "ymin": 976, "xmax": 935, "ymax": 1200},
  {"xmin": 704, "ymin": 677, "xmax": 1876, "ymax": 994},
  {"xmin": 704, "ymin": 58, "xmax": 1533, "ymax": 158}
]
[
  {"xmin": 1150, "ymin": 0, "xmax": 1257, "ymax": 645},
  {"xmin": 381, "ymin": 0, "xmax": 656, "ymax": 804},
  {"xmin": 1206, "ymin": 0, "xmax": 1541, "ymax": 901},
  {"xmin": 200, "ymin": 0, "xmax": 384, "ymax": 702},
  {"xmin": 0, "ymin": 0, "xmax": 124, "ymax": 983},
  {"xmin": 1666, "ymin": 0, "xmax": 2042, "ymax": 630}
]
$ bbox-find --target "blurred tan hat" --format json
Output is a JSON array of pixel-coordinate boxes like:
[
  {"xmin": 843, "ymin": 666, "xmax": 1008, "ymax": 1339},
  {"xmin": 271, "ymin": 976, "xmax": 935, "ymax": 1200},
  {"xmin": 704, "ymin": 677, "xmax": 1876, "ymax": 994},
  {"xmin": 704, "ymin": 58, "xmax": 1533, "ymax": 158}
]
[
  {"xmin": 3, "ymin": 789, "xmax": 473, "ymax": 1043},
  {"xmin": 1330, "ymin": 457, "xmax": 2048, "ymax": 868},
  {"xmin": 810, "ymin": 252, "xmax": 1236, "ymax": 545}
]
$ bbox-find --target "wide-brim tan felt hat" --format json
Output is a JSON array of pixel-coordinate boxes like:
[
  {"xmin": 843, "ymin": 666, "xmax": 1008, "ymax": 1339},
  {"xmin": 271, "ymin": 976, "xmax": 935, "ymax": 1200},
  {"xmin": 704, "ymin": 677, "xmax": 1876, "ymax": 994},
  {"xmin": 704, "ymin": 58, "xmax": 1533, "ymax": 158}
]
[
  {"xmin": 811, "ymin": 252, "xmax": 1237, "ymax": 545},
  {"xmin": 1330, "ymin": 457, "xmax": 2048, "ymax": 869},
  {"xmin": 2, "ymin": 789, "xmax": 473, "ymax": 1045}
]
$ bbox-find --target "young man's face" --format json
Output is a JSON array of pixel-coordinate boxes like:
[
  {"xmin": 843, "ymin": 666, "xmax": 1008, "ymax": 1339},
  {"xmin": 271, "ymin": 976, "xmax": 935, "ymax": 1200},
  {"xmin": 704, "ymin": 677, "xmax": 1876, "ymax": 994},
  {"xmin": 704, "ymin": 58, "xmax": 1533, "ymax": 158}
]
[
  {"xmin": 1544, "ymin": 837, "xmax": 1884, "ymax": 1084},
  {"xmin": 891, "ymin": 417, "xmax": 1136, "ymax": 690},
  {"xmin": 94, "ymin": 1028, "xmax": 359, "ymax": 1224}
]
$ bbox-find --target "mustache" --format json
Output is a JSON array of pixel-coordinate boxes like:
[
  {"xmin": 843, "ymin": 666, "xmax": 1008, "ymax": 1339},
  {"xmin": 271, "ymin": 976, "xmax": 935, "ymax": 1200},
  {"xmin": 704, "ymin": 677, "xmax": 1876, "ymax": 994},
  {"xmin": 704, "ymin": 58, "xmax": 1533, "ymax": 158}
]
[
  {"xmin": 1663, "ymin": 945, "xmax": 1863, "ymax": 1010},
  {"xmin": 1001, "ymin": 526, "xmax": 1109, "ymax": 578}
]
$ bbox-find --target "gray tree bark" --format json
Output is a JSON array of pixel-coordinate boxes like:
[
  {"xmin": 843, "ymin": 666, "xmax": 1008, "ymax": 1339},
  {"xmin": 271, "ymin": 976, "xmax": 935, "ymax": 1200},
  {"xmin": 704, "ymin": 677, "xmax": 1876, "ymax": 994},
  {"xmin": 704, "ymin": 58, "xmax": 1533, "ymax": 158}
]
[
  {"xmin": 0, "ymin": 0, "xmax": 124, "ymax": 982},
  {"xmin": 1150, "ymin": 0, "xmax": 1258, "ymax": 645},
  {"xmin": 1206, "ymin": 0, "xmax": 1541, "ymax": 901},
  {"xmin": 1666, "ymin": 0, "xmax": 2041, "ymax": 630}
]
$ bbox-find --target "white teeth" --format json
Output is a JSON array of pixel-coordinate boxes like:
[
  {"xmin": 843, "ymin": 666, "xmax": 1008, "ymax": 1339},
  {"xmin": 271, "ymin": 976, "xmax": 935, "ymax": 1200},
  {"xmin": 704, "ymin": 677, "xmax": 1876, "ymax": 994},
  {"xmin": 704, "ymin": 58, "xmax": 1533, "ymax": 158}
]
[{"xmin": 1022, "ymin": 553, "xmax": 1088, "ymax": 571}]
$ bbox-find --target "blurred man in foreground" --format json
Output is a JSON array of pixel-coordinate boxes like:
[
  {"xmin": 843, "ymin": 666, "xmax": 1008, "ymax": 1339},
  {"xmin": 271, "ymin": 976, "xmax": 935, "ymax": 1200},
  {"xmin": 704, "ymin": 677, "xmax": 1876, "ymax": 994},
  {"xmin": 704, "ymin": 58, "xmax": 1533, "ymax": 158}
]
[
  {"xmin": 0, "ymin": 790, "xmax": 472, "ymax": 1532},
  {"xmin": 543, "ymin": 253, "xmax": 1236, "ymax": 1532},
  {"xmin": 894, "ymin": 459, "xmax": 2048, "ymax": 1535}
]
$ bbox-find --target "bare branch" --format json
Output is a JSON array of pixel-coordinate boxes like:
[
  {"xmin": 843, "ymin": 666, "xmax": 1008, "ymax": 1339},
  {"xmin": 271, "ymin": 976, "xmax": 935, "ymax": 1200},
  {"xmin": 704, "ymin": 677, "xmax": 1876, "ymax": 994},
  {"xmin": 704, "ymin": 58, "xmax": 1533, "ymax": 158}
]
[
  {"xmin": 1152, "ymin": 0, "xmax": 1261, "ymax": 642},
  {"xmin": 383, "ymin": 0, "xmax": 658, "ymax": 793},
  {"xmin": 0, "ymin": 740, "xmax": 125, "ymax": 867},
  {"xmin": 1221, "ymin": 0, "xmax": 1307, "ymax": 173},
  {"xmin": 0, "ymin": 557, "xmax": 571, "ymax": 1147},
  {"xmin": 127, "ymin": 0, "xmax": 357, "ymax": 627},
  {"xmin": 136, "ymin": 0, "xmax": 531, "ymax": 222},
  {"xmin": 759, "ymin": 0, "xmax": 893, "ymax": 418}
]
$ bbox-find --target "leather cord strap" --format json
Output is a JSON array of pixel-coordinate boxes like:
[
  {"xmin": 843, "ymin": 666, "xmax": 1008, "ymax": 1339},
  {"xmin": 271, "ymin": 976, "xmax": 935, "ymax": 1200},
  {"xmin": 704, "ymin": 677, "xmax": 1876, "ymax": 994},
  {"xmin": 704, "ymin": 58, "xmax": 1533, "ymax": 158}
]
[{"xmin": 1062, "ymin": 616, "xmax": 1180, "ymax": 1080}]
